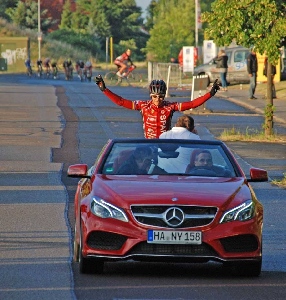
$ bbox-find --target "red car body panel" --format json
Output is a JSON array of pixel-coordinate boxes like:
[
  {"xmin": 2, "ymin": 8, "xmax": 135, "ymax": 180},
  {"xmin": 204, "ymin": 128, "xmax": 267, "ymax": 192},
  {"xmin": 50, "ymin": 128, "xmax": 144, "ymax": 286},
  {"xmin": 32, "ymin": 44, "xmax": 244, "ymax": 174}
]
[
  {"xmin": 68, "ymin": 139, "xmax": 267, "ymax": 275},
  {"xmin": 77, "ymin": 175, "xmax": 263, "ymax": 259}
]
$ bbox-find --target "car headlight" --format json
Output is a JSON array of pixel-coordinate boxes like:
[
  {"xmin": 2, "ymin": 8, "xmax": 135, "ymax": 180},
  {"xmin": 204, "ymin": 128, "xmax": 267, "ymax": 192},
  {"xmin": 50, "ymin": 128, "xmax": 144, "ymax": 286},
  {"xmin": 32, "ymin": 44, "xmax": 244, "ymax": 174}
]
[
  {"xmin": 90, "ymin": 196, "xmax": 128, "ymax": 222},
  {"xmin": 219, "ymin": 200, "xmax": 255, "ymax": 223}
]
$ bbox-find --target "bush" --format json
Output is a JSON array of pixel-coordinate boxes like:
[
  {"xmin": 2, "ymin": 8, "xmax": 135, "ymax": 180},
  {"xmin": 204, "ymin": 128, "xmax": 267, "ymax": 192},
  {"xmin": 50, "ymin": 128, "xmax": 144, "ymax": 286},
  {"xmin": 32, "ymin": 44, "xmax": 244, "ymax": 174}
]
[{"xmin": 48, "ymin": 29, "xmax": 104, "ymax": 60}]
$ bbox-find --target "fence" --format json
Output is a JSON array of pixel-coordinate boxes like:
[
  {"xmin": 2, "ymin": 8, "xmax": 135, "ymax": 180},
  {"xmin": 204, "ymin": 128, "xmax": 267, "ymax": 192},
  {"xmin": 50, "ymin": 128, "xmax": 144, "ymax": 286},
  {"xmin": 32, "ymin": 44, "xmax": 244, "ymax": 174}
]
[{"xmin": 148, "ymin": 62, "xmax": 192, "ymax": 96}]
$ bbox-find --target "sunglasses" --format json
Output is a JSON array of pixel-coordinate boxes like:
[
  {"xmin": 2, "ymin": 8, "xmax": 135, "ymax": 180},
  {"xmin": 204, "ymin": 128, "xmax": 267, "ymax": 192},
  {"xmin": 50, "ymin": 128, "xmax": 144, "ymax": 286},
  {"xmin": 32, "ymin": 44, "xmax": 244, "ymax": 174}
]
[{"xmin": 151, "ymin": 94, "xmax": 164, "ymax": 99}]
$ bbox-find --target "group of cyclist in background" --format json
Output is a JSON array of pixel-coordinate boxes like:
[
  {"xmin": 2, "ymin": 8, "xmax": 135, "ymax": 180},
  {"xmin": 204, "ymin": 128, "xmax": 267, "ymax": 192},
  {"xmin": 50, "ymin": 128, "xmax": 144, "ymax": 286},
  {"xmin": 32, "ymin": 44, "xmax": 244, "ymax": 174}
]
[
  {"xmin": 24, "ymin": 58, "xmax": 93, "ymax": 81},
  {"xmin": 24, "ymin": 49, "xmax": 134, "ymax": 82}
]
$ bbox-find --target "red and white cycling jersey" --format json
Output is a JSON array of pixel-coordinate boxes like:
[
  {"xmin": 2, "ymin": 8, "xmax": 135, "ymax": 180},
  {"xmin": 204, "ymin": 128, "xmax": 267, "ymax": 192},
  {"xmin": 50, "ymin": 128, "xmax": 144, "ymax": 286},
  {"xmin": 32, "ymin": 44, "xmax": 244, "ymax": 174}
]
[
  {"xmin": 103, "ymin": 89, "xmax": 212, "ymax": 139},
  {"xmin": 114, "ymin": 52, "xmax": 131, "ymax": 65}
]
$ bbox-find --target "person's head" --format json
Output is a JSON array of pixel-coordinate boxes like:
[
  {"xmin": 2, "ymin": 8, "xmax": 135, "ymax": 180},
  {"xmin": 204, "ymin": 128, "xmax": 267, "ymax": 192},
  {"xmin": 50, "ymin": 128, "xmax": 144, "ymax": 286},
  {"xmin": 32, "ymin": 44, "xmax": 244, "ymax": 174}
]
[
  {"xmin": 126, "ymin": 49, "xmax": 132, "ymax": 56},
  {"xmin": 250, "ymin": 47, "xmax": 256, "ymax": 55},
  {"xmin": 194, "ymin": 150, "xmax": 213, "ymax": 167},
  {"xmin": 218, "ymin": 49, "xmax": 225, "ymax": 56},
  {"xmin": 149, "ymin": 80, "xmax": 167, "ymax": 106},
  {"xmin": 175, "ymin": 115, "xmax": 195, "ymax": 132},
  {"xmin": 133, "ymin": 146, "xmax": 153, "ymax": 169}
]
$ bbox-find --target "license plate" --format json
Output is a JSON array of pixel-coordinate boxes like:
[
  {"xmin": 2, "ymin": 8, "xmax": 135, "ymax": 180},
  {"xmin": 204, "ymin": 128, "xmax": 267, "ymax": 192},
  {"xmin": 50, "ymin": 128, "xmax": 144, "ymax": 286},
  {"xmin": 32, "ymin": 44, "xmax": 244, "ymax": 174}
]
[{"xmin": 147, "ymin": 230, "xmax": 202, "ymax": 244}]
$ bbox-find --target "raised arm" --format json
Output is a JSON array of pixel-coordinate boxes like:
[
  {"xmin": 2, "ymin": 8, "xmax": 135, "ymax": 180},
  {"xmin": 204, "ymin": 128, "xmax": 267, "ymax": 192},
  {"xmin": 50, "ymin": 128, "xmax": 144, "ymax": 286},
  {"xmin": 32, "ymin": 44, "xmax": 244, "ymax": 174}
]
[
  {"xmin": 95, "ymin": 75, "xmax": 134, "ymax": 109},
  {"xmin": 179, "ymin": 79, "xmax": 220, "ymax": 111}
]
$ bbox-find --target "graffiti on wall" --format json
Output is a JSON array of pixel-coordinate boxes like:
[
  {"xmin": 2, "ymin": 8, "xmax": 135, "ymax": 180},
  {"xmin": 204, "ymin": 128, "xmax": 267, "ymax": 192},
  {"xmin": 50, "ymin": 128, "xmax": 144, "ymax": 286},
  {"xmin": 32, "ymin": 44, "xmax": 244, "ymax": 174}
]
[{"xmin": 1, "ymin": 47, "xmax": 27, "ymax": 65}]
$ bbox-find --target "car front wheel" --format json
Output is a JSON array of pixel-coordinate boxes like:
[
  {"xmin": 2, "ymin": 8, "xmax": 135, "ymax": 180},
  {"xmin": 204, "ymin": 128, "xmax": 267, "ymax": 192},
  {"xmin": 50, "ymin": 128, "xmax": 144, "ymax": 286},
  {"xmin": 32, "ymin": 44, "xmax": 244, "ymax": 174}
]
[
  {"xmin": 73, "ymin": 225, "xmax": 79, "ymax": 262},
  {"xmin": 79, "ymin": 227, "xmax": 104, "ymax": 274},
  {"xmin": 226, "ymin": 259, "xmax": 262, "ymax": 277}
]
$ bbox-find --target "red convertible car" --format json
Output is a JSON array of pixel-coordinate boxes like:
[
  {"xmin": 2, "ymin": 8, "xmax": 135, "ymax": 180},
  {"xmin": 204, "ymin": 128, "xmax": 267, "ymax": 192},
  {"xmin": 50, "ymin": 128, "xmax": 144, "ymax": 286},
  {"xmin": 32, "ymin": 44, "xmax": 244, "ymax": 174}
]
[{"xmin": 67, "ymin": 139, "xmax": 268, "ymax": 276}]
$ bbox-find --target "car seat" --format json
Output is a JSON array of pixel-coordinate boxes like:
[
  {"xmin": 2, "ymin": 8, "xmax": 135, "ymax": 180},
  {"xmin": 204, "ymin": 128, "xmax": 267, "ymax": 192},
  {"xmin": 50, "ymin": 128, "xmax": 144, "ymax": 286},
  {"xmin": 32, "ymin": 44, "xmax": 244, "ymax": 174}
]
[{"xmin": 112, "ymin": 149, "xmax": 133, "ymax": 173}]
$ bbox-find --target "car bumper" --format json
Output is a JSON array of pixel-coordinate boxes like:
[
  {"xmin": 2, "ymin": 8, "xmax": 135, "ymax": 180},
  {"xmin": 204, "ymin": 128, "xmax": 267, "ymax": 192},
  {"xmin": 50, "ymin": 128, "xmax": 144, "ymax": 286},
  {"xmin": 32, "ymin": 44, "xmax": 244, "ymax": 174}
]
[{"xmin": 81, "ymin": 214, "xmax": 262, "ymax": 263}]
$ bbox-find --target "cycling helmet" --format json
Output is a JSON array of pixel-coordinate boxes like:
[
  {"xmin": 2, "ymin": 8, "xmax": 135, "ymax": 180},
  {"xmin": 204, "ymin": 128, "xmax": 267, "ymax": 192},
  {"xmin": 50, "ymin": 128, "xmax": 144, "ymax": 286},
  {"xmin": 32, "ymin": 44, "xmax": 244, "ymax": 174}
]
[{"xmin": 149, "ymin": 80, "xmax": 167, "ymax": 95}]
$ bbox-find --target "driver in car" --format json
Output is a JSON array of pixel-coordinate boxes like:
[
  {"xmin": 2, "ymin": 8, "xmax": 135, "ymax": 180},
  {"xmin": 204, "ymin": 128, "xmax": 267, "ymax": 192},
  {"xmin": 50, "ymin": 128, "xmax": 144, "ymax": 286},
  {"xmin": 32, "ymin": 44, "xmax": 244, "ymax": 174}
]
[
  {"xmin": 189, "ymin": 150, "xmax": 231, "ymax": 177},
  {"xmin": 194, "ymin": 150, "xmax": 213, "ymax": 167}
]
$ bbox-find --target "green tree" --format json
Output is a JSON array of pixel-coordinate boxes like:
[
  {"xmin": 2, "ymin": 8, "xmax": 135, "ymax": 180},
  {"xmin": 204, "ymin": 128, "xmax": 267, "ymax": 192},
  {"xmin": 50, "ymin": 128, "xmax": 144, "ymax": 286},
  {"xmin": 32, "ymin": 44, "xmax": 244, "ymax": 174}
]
[
  {"xmin": 0, "ymin": 0, "xmax": 18, "ymax": 20},
  {"xmin": 71, "ymin": 0, "xmax": 90, "ymax": 34},
  {"xmin": 146, "ymin": 0, "xmax": 196, "ymax": 62},
  {"xmin": 59, "ymin": 0, "xmax": 73, "ymax": 31},
  {"xmin": 6, "ymin": 0, "xmax": 55, "ymax": 33},
  {"xmin": 202, "ymin": 0, "xmax": 286, "ymax": 136},
  {"xmin": 6, "ymin": 1, "xmax": 26, "ymax": 27},
  {"xmin": 64, "ymin": 0, "xmax": 144, "ymax": 60}
]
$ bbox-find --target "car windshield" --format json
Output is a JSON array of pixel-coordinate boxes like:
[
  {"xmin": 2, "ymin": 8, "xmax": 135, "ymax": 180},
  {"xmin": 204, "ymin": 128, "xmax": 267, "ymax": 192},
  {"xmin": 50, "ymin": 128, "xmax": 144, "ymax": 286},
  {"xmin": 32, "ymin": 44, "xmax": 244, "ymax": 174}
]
[{"xmin": 101, "ymin": 141, "xmax": 236, "ymax": 177}]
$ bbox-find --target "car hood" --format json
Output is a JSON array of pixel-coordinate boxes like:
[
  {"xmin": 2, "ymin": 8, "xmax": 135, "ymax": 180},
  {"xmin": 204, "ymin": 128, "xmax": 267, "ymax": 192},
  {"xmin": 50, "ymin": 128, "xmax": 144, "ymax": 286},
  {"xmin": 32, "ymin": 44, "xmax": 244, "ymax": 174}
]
[{"xmin": 93, "ymin": 175, "xmax": 249, "ymax": 208}]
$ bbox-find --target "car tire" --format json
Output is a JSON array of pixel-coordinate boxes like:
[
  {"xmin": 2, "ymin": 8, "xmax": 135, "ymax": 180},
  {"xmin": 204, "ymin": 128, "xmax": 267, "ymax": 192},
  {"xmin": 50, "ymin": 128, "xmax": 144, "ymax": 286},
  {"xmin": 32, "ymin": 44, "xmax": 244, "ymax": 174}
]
[
  {"xmin": 226, "ymin": 259, "xmax": 262, "ymax": 277},
  {"xmin": 73, "ymin": 225, "xmax": 79, "ymax": 262},
  {"xmin": 79, "ymin": 226, "xmax": 104, "ymax": 274}
]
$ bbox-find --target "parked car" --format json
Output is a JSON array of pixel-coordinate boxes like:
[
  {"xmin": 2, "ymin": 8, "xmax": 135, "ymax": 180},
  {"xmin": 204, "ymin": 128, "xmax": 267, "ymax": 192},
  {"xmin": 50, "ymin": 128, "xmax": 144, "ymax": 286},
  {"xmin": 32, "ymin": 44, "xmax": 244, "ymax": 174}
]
[
  {"xmin": 194, "ymin": 46, "xmax": 250, "ymax": 85},
  {"xmin": 68, "ymin": 138, "xmax": 268, "ymax": 276}
]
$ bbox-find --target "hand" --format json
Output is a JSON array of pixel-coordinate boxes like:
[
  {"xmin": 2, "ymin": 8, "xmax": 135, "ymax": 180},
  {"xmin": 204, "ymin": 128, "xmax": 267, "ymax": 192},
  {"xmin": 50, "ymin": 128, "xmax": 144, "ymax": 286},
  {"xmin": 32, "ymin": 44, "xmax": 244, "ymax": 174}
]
[
  {"xmin": 94, "ymin": 75, "xmax": 106, "ymax": 91},
  {"xmin": 210, "ymin": 79, "xmax": 220, "ymax": 96}
]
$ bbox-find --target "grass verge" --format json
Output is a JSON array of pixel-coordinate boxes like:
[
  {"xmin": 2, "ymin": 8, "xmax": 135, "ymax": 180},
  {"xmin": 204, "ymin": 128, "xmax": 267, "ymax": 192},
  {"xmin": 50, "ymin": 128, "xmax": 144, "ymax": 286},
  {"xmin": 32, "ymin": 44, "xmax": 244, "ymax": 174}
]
[
  {"xmin": 219, "ymin": 127, "xmax": 286, "ymax": 142},
  {"xmin": 271, "ymin": 173, "xmax": 286, "ymax": 188}
]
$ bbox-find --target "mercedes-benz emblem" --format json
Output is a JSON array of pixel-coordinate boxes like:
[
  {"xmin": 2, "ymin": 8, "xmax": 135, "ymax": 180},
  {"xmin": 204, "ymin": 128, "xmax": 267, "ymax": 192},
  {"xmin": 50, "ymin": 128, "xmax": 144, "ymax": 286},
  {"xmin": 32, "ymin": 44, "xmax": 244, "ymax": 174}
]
[{"xmin": 164, "ymin": 207, "xmax": 184, "ymax": 227}]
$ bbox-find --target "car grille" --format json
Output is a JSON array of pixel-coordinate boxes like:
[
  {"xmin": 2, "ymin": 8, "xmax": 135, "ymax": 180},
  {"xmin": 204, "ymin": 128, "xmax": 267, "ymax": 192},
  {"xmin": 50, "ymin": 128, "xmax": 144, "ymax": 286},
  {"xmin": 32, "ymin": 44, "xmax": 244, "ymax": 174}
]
[
  {"xmin": 87, "ymin": 231, "xmax": 127, "ymax": 250},
  {"xmin": 128, "ymin": 242, "xmax": 217, "ymax": 256},
  {"xmin": 220, "ymin": 234, "xmax": 259, "ymax": 252},
  {"xmin": 131, "ymin": 205, "xmax": 217, "ymax": 228}
]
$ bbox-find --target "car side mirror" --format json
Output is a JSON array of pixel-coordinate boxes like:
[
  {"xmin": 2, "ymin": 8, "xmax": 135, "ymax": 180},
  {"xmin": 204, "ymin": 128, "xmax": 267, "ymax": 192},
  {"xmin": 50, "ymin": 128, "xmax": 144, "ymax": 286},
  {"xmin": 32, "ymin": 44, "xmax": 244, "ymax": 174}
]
[{"xmin": 247, "ymin": 167, "xmax": 268, "ymax": 182}]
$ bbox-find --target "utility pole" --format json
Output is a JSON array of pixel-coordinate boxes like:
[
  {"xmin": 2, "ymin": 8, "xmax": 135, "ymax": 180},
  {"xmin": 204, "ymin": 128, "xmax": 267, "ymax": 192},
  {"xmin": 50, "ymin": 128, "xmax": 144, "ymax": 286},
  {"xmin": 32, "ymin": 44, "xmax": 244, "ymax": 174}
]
[
  {"xmin": 195, "ymin": 0, "xmax": 198, "ymax": 47},
  {"xmin": 38, "ymin": 0, "xmax": 41, "ymax": 59}
]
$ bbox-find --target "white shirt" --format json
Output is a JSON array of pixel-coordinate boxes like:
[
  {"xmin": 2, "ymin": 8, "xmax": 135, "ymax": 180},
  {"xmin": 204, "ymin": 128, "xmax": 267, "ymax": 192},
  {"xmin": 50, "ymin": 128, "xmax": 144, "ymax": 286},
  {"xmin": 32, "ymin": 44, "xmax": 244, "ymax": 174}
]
[
  {"xmin": 158, "ymin": 127, "xmax": 201, "ymax": 173},
  {"xmin": 159, "ymin": 127, "xmax": 201, "ymax": 140}
]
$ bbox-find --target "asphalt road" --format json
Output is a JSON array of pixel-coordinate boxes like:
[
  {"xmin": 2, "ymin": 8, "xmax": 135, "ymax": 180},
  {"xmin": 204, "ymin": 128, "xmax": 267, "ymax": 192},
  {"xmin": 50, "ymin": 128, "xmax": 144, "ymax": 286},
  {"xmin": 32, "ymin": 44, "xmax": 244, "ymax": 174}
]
[{"xmin": 0, "ymin": 74, "xmax": 285, "ymax": 299}]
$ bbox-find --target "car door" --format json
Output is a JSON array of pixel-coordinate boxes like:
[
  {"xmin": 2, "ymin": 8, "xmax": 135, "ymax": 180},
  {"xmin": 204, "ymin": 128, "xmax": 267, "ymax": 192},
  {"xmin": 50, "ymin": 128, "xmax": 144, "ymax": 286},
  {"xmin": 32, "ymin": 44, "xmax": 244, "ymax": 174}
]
[{"xmin": 232, "ymin": 49, "xmax": 250, "ymax": 83}]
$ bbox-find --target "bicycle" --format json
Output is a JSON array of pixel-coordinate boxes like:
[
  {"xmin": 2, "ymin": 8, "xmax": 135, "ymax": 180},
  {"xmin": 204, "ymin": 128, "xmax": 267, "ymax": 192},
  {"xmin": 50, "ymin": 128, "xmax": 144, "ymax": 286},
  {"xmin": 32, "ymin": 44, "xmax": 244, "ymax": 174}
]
[
  {"xmin": 104, "ymin": 64, "xmax": 137, "ymax": 85},
  {"xmin": 64, "ymin": 66, "xmax": 73, "ymax": 81},
  {"xmin": 37, "ymin": 65, "xmax": 43, "ymax": 78},
  {"xmin": 78, "ymin": 67, "xmax": 85, "ymax": 82},
  {"xmin": 44, "ymin": 66, "xmax": 51, "ymax": 79},
  {"xmin": 26, "ymin": 65, "xmax": 33, "ymax": 77},
  {"xmin": 52, "ymin": 65, "xmax": 58, "ymax": 79},
  {"xmin": 84, "ymin": 67, "xmax": 92, "ymax": 82}
]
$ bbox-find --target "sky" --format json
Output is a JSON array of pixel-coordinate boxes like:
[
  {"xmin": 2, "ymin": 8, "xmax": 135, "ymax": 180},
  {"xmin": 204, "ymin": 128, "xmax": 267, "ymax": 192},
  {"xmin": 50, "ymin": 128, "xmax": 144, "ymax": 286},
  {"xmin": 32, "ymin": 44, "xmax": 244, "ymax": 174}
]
[{"xmin": 135, "ymin": 0, "xmax": 151, "ymax": 18}]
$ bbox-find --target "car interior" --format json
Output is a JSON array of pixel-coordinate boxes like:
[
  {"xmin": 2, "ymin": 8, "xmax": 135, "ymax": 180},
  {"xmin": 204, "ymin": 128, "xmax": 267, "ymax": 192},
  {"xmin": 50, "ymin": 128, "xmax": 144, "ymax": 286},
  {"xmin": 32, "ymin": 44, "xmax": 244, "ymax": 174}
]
[{"xmin": 101, "ymin": 142, "xmax": 236, "ymax": 177}]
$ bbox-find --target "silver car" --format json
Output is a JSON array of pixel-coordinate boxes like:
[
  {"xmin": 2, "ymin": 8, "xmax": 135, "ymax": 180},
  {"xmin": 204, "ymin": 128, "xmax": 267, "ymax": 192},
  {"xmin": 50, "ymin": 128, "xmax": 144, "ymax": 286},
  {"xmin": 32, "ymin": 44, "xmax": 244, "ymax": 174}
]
[{"xmin": 194, "ymin": 46, "xmax": 250, "ymax": 85}]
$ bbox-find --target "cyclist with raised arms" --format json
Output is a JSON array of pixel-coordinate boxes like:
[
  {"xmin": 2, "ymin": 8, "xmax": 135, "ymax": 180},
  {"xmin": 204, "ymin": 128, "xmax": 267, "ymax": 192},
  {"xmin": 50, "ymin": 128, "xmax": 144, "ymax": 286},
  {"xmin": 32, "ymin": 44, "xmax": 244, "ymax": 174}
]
[{"xmin": 95, "ymin": 76, "xmax": 220, "ymax": 139}]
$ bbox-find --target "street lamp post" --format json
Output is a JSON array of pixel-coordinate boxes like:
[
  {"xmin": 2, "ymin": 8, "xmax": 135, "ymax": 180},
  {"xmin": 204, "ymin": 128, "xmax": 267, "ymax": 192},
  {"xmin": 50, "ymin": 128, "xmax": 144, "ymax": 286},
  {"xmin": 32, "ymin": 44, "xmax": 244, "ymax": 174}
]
[{"xmin": 38, "ymin": 0, "xmax": 41, "ymax": 59}]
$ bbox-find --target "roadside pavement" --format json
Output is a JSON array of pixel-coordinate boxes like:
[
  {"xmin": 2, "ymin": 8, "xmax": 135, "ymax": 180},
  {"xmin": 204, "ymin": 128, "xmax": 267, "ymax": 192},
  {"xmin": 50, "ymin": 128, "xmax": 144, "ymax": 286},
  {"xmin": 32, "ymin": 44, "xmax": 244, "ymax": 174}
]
[{"xmin": 215, "ymin": 84, "xmax": 286, "ymax": 126}]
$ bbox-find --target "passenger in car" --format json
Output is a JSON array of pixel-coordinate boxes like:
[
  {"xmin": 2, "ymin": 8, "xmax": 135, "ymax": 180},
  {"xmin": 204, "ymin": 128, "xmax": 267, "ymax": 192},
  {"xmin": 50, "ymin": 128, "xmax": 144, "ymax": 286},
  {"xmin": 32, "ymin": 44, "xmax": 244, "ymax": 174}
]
[
  {"xmin": 158, "ymin": 115, "xmax": 200, "ymax": 173},
  {"xmin": 159, "ymin": 115, "xmax": 200, "ymax": 140}
]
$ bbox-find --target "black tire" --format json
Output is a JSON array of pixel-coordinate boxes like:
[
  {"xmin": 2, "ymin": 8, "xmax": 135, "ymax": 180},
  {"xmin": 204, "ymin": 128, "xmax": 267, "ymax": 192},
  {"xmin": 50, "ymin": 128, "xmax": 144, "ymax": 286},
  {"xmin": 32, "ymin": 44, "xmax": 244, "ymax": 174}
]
[
  {"xmin": 79, "ymin": 226, "xmax": 104, "ymax": 274},
  {"xmin": 127, "ymin": 72, "xmax": 136, "ymax": 81},
  {"xmin": 104, "ymin": 71, "xmax": 117, "ymax": 82},
  {"xmin": 225, "ymin": 259, "xmax": 262, "ymax": 277},
  {"xmin": 73, "ymin": 225, "xmax": 79, "ymax": 262}
]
